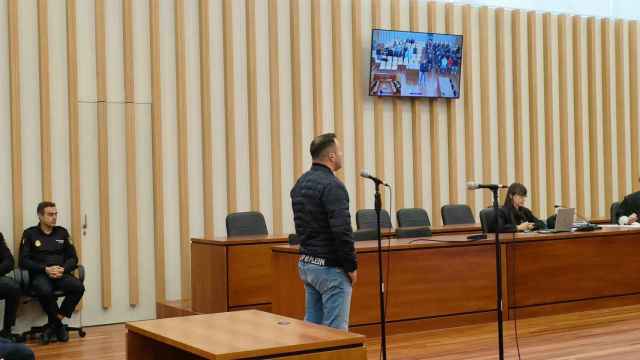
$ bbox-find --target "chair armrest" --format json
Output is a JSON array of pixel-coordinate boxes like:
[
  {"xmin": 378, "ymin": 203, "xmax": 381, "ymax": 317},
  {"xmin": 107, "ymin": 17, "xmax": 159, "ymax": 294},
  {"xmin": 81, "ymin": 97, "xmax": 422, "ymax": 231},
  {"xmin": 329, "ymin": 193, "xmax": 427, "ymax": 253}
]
[
  {"xmin": 12, "ymin": 268, "xmax": 29, "ymax": 291},
  {"xmin": 75, "ymin": 265, "xmax": 85, "ymax": 283}
]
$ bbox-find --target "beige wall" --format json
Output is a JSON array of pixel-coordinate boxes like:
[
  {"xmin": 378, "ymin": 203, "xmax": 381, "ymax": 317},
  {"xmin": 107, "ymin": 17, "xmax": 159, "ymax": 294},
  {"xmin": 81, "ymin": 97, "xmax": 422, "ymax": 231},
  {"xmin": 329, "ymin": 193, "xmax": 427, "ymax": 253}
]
[{"xmin": 0, "ymin": 0, "xmax": 638, "ymax": 326}]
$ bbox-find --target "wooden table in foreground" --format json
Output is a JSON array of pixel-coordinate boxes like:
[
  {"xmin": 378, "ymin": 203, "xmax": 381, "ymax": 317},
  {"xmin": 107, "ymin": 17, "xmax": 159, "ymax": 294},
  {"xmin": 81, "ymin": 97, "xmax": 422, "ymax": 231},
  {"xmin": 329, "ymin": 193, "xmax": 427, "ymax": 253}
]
[
  {"xmin": 126, "ymin": 310, "xmax": 366, "ymax": 359},
  {"xmin": 272, "ymin": 226, "xmax": 640, "ymax": 336}
]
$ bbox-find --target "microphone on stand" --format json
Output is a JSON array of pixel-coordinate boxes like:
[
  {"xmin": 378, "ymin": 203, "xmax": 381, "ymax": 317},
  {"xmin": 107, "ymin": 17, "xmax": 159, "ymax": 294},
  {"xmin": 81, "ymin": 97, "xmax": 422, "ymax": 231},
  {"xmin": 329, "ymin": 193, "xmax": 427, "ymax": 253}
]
[
  {"xmin": 360, "ymin": 171, "xmax": 391, "ymax": 187},
  {"xmin": 466, "ymin": 181, "xmax": 509, "ymax": 190}
]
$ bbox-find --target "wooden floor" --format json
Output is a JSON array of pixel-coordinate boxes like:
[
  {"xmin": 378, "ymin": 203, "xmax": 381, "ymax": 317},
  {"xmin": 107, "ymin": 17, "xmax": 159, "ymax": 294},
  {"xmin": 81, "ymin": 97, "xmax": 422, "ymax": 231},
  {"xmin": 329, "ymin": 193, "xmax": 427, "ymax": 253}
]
[{"xmin": 30, "ymin": 304, "xmax": 640, "ymax": 359}]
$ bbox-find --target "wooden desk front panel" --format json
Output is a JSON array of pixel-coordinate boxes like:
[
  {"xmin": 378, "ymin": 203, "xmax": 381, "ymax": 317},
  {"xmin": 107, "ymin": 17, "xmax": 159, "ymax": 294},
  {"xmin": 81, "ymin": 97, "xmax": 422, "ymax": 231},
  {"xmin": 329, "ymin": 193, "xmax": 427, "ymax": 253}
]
[
  {"xmin": 228, "ymin": 243, "xmax": 274, "ymax": 307},
  {"xmin": 273, "ymin": 244, "xmax": 497, "ymax": 326},
  {"xmin": 509, "ymin": 233, "xmax": 640, "ymax": 308}
]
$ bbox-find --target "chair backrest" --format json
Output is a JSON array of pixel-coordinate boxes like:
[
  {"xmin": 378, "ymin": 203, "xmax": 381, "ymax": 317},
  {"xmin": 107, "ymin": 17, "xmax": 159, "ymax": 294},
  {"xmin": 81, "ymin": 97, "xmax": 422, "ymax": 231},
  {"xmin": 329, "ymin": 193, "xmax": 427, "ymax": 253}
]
[
  {"xmin": 356, "ymin": 209, "xmax": 393, "ymax": 230},
  {"xmin": 479, "ymin": 208, "xmax": 498, "ymax": 233},
  {"xmin": 610, "ymin": 201, "xmax": 622, "ymax": 224},
  {"xmin": 396, "ymin": 208, "xmax": 431, "ymax": 227},
  {"xmin": 226, "ymin": 211, "xmax": 268, "ymax": 237},
  {"xmin": 352, "ymin": 229, "xmax": 379, "ymax": 242},
  {"xmin": 441, "ymin": 204, "xmax": 475, "ymax": 225},
  {"xmin": 288, "ymin": 233, "xmax": 299, "ymax": 245},
  {"xmin": 395, "ymin": 226, "xmax": 432, "ymax": 239}
]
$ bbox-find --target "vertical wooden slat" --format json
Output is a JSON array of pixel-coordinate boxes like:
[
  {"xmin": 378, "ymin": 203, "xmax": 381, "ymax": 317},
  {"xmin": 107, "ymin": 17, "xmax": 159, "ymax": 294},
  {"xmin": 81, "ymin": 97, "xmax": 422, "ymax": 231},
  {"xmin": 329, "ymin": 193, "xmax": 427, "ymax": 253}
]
[
  {"xmin": 615, "ymin": 19, "xmax": 628, "ymax": 198},
  {"xmin": 495, "ymin": 8, "xmax": 507, "ymax": 188},
  {"xmin": 587, "ymin": 17, "xmax": 600, "ymax": 217},
  {"xmin": 311, "ymin": 0, "xmax": 323, "ymax": 136},
  {"xmin": 175, "ymin": 0, "xmax": 191, "ymax": 300},
  {"xmin": 269, "ymin": 0, "xmax": 283, "ymax": 234},
  {"xmin": 446, "ymin": 3, "xmax": 459, "ymax": 205},
  {"xmin": 199, "ymin": 0, "xmax": 214, "ymax": 238},
  {"xmin": 332, "ymin": 0, "xmax": 343, "ymax": 182},
  {"xmin": 66, "ymin": 0, "xmax": 82, "ymax": 262},
  {"xmin": 558, "ymin": 15, "xmax": 570, "ymax": 208},
  {"xmin": 8, "ymin": 0, "xmax": 23, "ymax": 251},
  {"xmin": 372, "ymin": 0, "xmax": 384, "ymax": 201},
  {"xmin": 245, "ymin": 0, "xmax": 259, "ymax": 210},
  {"xmin": 391, "ymin": 0, "xmax": 404, "ymax": 210},
  {"xmin": 149, "ymin": 0, "xmax": 166, "ymax": 301},
  {"xmin": 410, "ymin": 0, "xmax": 423, "ymax": 209},
  {"xmin": 37, "ymin": 0, "xmax": 52, "ymax": 201},
  {"xmin": 352, "ymin": 0, "xmax": 365, "ymax": 209},
  {"xmin": 462, "ymin": 4, "xmax": 476, "ymax": 214},
  {"xmin": 428, "ymin": 1, "xmax": 441, "ymax": 225},
  {"xmin": 95, "ymin": 0, "xmax": 111, "ymax": 309},
  {"xmin": 479, "ymin": 6, "xmax": 491, "ymax": 207},
  {"xmin": 543, "ymin": 13, "xmax": 556, "ymax": 213},
  {"xmin": 601, "ymin": 18, "xmax": 613, "ymax": 211},
  {"xmin": 222, "ymin": 0, "xmax": 237, "ymax": 212},
  {"xmin": 527, "ymin": 11, "xmax": 541, "ymax": 216},
  {"xmin": 123, "ymin": 0, "xmax": 139, "ymax": 306},
  {"xmin": 290, "ymin": 0, "xmax": 303, "ymax": 179},
  {"xmin": 512, "ymin": 10, "xmax": 524, "ymax": 183},
  {"xmin": 572, "ymin": 16, "xmax": 586, "ymax": 217},
  {"xmin": 630, "ymin": 21, "xmax": 640, "ymax": 193}
]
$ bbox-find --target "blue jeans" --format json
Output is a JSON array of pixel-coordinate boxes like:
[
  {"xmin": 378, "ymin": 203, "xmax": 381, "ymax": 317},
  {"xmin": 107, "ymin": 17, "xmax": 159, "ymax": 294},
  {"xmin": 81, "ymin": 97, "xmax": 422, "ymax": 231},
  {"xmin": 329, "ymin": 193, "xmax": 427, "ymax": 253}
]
[
  {"xmin": 0, "ymin": 337, "xmax": 34, "ymax": 360},
  {"xmin": 298, "ymin": 261, "xmax": 352, "ymax": 330}
]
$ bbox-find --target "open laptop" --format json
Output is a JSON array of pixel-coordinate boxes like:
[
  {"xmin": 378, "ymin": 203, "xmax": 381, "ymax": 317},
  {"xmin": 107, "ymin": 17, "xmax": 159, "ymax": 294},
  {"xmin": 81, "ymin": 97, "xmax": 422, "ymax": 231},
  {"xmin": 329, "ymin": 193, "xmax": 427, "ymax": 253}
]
[{"xmin": 537, "ymin": 208, "xmax": 575, "ymax": 234}]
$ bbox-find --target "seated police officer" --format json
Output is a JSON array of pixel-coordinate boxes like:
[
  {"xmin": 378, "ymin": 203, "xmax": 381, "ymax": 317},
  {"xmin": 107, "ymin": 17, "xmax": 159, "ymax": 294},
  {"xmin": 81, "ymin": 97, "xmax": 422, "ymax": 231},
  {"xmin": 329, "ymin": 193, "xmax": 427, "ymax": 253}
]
[
  {"xmin": 20, "ymin": 201, "xmax": 84, "ymax": 343},
  {"xmin": 0, "ymin": 232, "xmax": 21, "ymax": 342}
]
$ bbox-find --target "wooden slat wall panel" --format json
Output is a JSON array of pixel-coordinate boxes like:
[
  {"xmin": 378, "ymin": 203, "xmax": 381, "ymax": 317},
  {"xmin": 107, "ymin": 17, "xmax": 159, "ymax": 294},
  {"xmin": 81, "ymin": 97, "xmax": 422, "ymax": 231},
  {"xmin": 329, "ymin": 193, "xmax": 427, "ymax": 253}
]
[
  {"xmin": 631, "ymin": 21, "xmax": 640, "ymax": 192},
  {"xmin": 479, "ymin": 6, "xmax": 491, "ymax": 208},
  {"xmin": 495, "ymin": 8, "xmax": 508, "ymax": 188},
  {"xmin": 332, "ymin": 0, "xmax": 343, "ymax": 182},
  {"xmin": 462, "ymin": 4, "xmax": 476, "ymax": 214},
  {"xmin": 372, "ymin": 0, "xmax": 385, "ymax": 206},
  {"xmin": 527, "ymin": 11, "xmax": 542, "ymax": 215},
  {"xmin": 391, "ymin": 0, "xmax": 404, "ymax": 210},
  {"xmin": 410, "ymin": 0, "xmax": 423, "ymax": 209},
  {"xmin": 245, "ymin": 0, "xmax": 259, "ymax": 210},
  {"xmin": 149, "ymin": 0, "xmax": 166, "ymax": 302},
  {"xmin": 311, "ymin": 0, "xmax": 323, "ymax": 136},
  {"xmin": 199, "ymin": 0, "xmax": 214, "ymax": 238},
  {"xmin": 352, "ymin": 0, "xmax": 365, "ymax": 210},
  {"xmin": 558, "ymin": 15, "xmax": 571, "ymax": 208},
  {"xmin": 572, "ymin": 16, "xmax": 586, "ymax": 216},
  {"xmin": 602, "ymin": 18, "xmax": 614, "ymax": 211},
  {"xmin": 123, "ymin": 0, "xmax": 139, "ymax": 307},
  {"xmin": 37, "ymin": 0, "xmax": 52, "ymax": 201},
  {"xmin": 615, "ymin": 19, "xmax": 628, "ymax": 198},
  {"xmin": 446, "ymin": 3, "xmax": 459, "ymax": 205},
  {"xmin": 222, "ymin": 0, "xmax": 237, "ymax": 213},
  {"xmin": 269, "ymin": 0, "xmax": 283, "ymax": 234},
  {"xmin": 587, "ymin": 17, "xmax": 601, "ymax": 217},
  {"xmin": 542, "ymin": 13, "xmax": 556, "ymax": 213},
  {"xmin": 512, "ymin": 10, "xmax": 524, "ymax": 184},
  {"xmin": 8, "ymin": 0, "xmax": 23, "ymax": 251},
  {"xmin": 95, "ymin": 0, "xmax": 112, "ymax": 310},
  {"xmin": 291, "ymin": 0, "xmax": 303, "ymax": 180}
]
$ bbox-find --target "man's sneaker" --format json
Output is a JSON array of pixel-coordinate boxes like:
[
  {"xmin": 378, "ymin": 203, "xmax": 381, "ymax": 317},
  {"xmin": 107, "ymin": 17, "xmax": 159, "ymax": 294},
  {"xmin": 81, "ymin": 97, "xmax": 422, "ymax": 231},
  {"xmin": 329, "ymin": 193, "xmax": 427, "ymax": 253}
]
[{"xmin": 55, "ymin": 323, "xmax": 69, "ymax": 342}]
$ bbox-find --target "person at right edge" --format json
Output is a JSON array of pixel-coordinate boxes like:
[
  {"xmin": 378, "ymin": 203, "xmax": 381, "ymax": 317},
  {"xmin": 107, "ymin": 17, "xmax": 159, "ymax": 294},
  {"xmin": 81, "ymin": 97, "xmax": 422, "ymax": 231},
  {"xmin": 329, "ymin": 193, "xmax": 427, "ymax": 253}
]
[
  {"xmin": 20, "ymin": 201, "xmax": 84, "ymax": 344},
  {"xmin": 291, "ymin": 133, "xmax": 357, "ymax": 330},
  {"xmin": 499, "ymin": 182, "xmax": 546, "ymax": 232}
]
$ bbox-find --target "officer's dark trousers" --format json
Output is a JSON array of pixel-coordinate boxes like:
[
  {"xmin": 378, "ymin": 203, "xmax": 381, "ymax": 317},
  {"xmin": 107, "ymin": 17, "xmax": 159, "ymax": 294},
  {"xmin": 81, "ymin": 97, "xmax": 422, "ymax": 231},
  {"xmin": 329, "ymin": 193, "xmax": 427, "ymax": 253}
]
[
  {"xmin": 31, "ymin": 274, "xmax": 84, "ymax": 324},
  {"xmin": 0, "ymin": 276, "xmax": 21, "ymax": 331},
  {"xmin": 0, "ymin": 337, "xmax": 34, "ymax": 360}
]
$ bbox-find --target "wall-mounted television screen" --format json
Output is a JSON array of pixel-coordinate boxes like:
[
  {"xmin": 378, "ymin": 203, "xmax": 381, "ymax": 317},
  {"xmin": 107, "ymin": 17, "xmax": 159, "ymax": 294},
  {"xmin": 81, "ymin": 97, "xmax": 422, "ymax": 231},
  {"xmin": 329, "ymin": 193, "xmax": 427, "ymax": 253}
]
[{"xmin": 369, "ymin": 29, "xmax": 463, "ymax": 99}]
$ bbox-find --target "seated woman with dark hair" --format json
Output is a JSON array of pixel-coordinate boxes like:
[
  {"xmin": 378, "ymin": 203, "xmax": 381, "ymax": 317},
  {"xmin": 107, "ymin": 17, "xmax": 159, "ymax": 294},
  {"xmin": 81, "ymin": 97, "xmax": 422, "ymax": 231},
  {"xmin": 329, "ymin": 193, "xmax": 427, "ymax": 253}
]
[{"xmin": 500, "ymin": 182, "xmax": 546, "ymax": 232}]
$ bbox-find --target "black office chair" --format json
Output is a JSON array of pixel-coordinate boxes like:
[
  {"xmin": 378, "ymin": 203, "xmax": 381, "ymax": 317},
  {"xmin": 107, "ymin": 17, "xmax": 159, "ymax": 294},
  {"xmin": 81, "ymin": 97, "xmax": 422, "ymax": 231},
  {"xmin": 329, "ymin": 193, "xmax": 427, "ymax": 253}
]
[
  {"xmin": 610, "ymin": 201, "xmax": 622, "ymax": 224},
  {"xmin": 226, "ymin": 211, "xmax": 268, "ymax": 236},
  {"xmin": 479, "ymin": 208, "xmax": 498, "ymax": 233},
  {"xmin": 396, "ymin": 208, "xmax": 431, "ymax": 227},
  {"xmin": 356, "ymin": 209, "xmax": 392, "ymax": 230},
  {"xmin": 287, "ymin": 234, "xmax": 299, "ymax": 245},
  {"xmin": 352, "ymin": 229, "xmax": 378, "ymax": 242},
  {"xmin": 395, "ymin": 226, "xmax": 432, "ymax": 239},
  {"xmin": 441, "ymin": 204, "xmax": 475, "ymax": 225},
  {"xmin": 18, "ymin": 266, "xmax": 87, "ymax": 344}
]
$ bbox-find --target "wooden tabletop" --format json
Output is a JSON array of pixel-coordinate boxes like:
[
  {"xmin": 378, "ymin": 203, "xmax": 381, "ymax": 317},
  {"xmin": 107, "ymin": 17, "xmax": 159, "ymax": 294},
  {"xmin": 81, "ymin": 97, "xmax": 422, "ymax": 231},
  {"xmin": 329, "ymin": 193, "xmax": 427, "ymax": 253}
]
[
  {"xmin": 272, "ymin": 226, "xmax": 640, "ymax": 254},
  {"xmin": 126, "ymin": 310, "xmax": 365, "ymax": 360}
]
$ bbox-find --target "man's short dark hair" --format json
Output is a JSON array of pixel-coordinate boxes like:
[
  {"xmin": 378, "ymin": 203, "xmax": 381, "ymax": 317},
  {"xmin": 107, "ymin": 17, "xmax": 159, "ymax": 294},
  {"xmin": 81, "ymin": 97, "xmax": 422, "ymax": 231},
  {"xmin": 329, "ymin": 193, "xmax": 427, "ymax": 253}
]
[
  {"xmin": 37, "ymin": 201, "xmax": 56, "ymax": 215},
  {"xmin": 310, "ymin": 133, "xmax": 337, "ymax": 160}
]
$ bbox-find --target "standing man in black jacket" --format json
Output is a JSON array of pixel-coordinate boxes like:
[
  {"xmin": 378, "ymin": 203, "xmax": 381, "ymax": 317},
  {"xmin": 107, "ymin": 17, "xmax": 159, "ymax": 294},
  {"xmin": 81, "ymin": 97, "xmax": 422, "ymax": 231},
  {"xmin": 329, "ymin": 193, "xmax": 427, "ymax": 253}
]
[
  {"xmin": 20, "ymin": 201, "xmax": 84, "ymax": 343},
  {"xmin": 291, "ymin": 133, "xmax": 357, "ymax": 330}
]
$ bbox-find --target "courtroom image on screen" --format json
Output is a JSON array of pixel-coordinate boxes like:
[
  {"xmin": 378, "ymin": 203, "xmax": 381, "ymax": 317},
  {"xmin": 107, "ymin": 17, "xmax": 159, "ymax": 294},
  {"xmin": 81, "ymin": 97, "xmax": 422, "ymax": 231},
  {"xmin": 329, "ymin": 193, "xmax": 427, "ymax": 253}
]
[{"xmin": 369, "ymin": 29, "xmax": 463, "ymax": 99}]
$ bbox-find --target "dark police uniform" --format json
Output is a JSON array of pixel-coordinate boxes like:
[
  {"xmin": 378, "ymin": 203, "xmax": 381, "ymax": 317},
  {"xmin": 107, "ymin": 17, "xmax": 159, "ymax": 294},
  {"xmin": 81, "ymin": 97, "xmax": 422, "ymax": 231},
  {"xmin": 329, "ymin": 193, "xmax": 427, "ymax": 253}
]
[
  {"xmin": 19, "ymin": 225, "xmax": 84, "ymax": 326},
  {"xmin": 0, "ymin": 233, "xmax": 20, "ymax": 335}
]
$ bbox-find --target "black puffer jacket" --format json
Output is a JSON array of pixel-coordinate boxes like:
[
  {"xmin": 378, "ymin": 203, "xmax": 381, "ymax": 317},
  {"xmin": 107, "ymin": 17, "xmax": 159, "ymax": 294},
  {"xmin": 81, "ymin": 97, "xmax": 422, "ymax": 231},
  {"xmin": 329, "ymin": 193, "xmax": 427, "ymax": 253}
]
[{"xmin": 291, "ymin": 163, "xmax": 357, "ymax": 273}]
